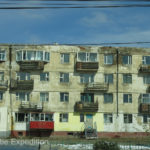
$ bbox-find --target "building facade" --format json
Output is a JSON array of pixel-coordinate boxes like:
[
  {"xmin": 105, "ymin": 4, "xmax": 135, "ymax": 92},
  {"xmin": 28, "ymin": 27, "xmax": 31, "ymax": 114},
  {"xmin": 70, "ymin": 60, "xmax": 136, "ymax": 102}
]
[{"xmin": 0, "ymin": 44, "xmax": 150, "ymax": 138}]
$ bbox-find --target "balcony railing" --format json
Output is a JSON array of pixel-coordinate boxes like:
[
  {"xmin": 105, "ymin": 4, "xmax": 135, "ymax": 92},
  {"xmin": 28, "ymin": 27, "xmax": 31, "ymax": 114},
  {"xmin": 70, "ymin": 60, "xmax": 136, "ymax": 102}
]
[
  {"xmin": 85, "ymin": 82, "xmax": 108, "ymax": 92},
  {"xmin": 76, "ymin": 62, "xmax": 99, "ymax": 72},
  {"xmin": 0, "ymin": 80, "xmax": 8, "ymax": 90},
  {"xmin": 10, "ymin": 79, "xmax": 34, "ymax": 91},
  {"xmin": 139, "ymin": 103, "xmax": 150, "ymax": 113},
  {"xmin": 30, "ymin": 121, "xmax": 54, "ymax": 130},
  {"xmin": 18, "ymin": 61, "xmax": 44, "ymax": 71},
  {"xmin": 19, "ymin": 101, "xmax": 43, "ymax": 112},
  {"xmin": 74, "ymin": 101, "xmax": 98, "ymax": 112},
  {"xmin": 139, "ymin": 65, "xmax": 150, "ymax": 73}
]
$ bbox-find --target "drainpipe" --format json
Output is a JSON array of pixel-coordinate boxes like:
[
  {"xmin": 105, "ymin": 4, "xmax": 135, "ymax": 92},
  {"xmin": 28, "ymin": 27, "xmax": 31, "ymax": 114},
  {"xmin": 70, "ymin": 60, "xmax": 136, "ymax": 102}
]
[
  {"xmin": 9, "ymin": 45, "xmax": 13, "ymax": 137},
  {"xmin": 116, "ymin": 49, "xmax": 119, "ymax": 117}
]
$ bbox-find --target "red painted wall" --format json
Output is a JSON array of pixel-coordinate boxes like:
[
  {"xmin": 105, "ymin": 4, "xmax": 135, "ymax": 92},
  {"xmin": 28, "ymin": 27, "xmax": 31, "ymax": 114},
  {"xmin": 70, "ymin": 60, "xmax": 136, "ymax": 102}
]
[{"xmin": 30, "ymin": 121, "xmax": 54, "ymax": 129}]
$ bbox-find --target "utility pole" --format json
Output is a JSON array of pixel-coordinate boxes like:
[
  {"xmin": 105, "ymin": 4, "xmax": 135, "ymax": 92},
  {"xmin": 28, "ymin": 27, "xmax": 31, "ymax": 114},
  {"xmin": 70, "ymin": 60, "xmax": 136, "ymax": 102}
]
[{"xmin": 116, "ymin": 49, "xmax": 119, "ymax": 117}]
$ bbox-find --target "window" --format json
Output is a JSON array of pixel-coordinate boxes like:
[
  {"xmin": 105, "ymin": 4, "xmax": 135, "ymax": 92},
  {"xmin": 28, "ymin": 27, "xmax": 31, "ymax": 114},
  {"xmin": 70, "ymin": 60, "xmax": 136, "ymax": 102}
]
[
  {"xmin": 60, "ymin": 73, "xmax": 69, "ymax": 83},
  {"xmin": 15, "ymin": 113, "xmax": 29, "ymax": 122},
  {"xmin": 16, "ymin": 92, "xmax": 30, "ymax": 101},
  {"xmin": 0, "ymin": 51, "xmax": 6, "ymax": 61},
  {"xmin": 124, "ymin": 114, "xmax": 132, "ymax": 123},
  {"xmin": 30, "ymin": 113, "xmax": 53, "ymax": 121},
  {"xmin": 122, "ymin": 55, "xmax": 132, "ymax": 65},
  {"xmin": 16, "ymin": 72, "xmax": 30, "ymax": 80},
  {"xmin": 104, "ymin": 74, "xmax": 113, "ymax": 84},
  {"xmin": 0, "ymin": 72, "xmax": 4, "ymax": 81},
  {"xmin": 142, "ymin": 56, "xmax": 150, "ymax": 65},
  {"xmin": 81, "ymin": 93, "xmax": 94, "ymax": 103},
  {"xmin": 60, "ymin": 53, "xmax": 70, "ymax": 63},
  {"xmin": 60, "ymin": 113, "xmax": 68, "ymax": 122},
  {"xmin": 104, "ymin": 54, "xmax": 113, "ymax": 65},
  {"xmin": 143, "ymin": 75, "xmax": 150, "ymax": 84},
  {"xmin": 16, "ymin": 50, "xmax": 50, "ymax": 62},
  {"xmin": 60, "ymin": 93, "xmax": 69, "ymax": 102},
  {"xmin": 123, "ymin": 74, "xmax": 132, "ymax": 84},
  {"xmin": 140, "ymin": 94, "xmax": 150, "ymax": 104},
  {"xmin": 143, "ymin": 114, "xmax": 150, "ymax": 123},
  {"xmin": 0, "ymin": 92, "xmax": 3, "ymax": 100},
  {"xmin": 40, "ymin": 72, "xmax": 49, "ymax": 81},
  {"xmin": 80, "ymin": 74, "xmax": 94, "ymax": 83},
  {"xmin": 104, "ymin": 93, "xmax": 113, "ymax": 103},
  {"xmin": 40, "ymin": 92, "xmax": 49, "ymax": 102},
  {"xmin": 80, "ymin": 114, "xmax": 84, "ymax": 122},
  {"xmin": 104, "ymin": 114, "xmax": 113, "ymax": 123},
  {"xmin": 77, "ymin": 52, "xmax": 97, "ymax": 62},
  {"xmin": 123, "ymin": 94, "xmax": 132, "ymax": 103}
]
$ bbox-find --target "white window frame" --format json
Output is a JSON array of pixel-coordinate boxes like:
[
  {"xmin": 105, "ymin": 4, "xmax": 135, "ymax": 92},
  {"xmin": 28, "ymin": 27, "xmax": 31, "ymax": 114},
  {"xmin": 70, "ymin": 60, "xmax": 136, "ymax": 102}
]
[
  {"xmin": 15, "ymin": 113, "xmax": 29, "ymax": 122},
  {"xmin": 0, "ymin": 51, "xmax": 6, "ymax": 61},
  {"xmin": 141, "ymin": 94, "xmax": 150, "ymax": 104},
  {"xmin": 40, "ymin": 72, "xmax": 49, "ymax": 81},
  {"xmin": 60, "ymin": 92, "xmax": 69, "ymax": 102},
  {"xmin": 104, "ymin": 54, "xmax": 113, "ymax": 65},
  {"xmin": 16, "ymin": 50, "xmax": 50, "ymax": 62},
  {"xmin": 142, "ymin": 56, "xmax": 150, "ymax": 65},
  {"xmin": 104, "ymin": 74, "xmax": 113, "ymax": 84},
  {"xmin": 60, "ymin": 73, "xmax": 69, "ymax": 83},
  {"xmin": 40, "ymin": 92, "xmax": 49, "ymax": 102},
  {"xmin": 77, "ymin": 52, "xmax": 98, "ymax": 62},
  {"xmin": 16, "ymin": 92, "xmax": 30, "ymax": 102},
  {"xmin": 80, "ymin": 74, "xmax": 94, "ymax": 83},
  {"xmin": 104, "ymin": 113, "xmax": 113, "ymax": 123},
  {"xmin": 16, "ymin": 72, "xmax": 30, "ymax": 80},
  {"xmin": 123, "ymin": 94, "xmax": 132, "ymax": 103},
  {"xmin": 60, "ymin": 53, "xmax": 70, "ymax": 64},
  {"xmin": 104, "ymin": 93, "xmax": 113, "ymax": 103},
  {"xmin": 143, "ymin": 75, "xmax": 150, "ymax": 84},
  {"xmin": 122, "ymin": 55, "xmax": 132, "ymax": 65}
]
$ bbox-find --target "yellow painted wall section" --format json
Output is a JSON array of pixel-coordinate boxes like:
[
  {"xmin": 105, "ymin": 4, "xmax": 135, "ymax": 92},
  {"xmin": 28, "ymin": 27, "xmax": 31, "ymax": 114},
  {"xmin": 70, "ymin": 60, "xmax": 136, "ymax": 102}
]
[{"xmin": 54, "ymin": 112, "xmax": 104, "ymax": 132}]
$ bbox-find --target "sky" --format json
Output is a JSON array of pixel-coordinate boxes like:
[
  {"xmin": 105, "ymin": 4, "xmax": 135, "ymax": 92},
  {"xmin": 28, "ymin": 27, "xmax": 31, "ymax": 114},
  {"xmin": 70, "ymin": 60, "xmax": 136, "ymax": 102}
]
[{"xmin": 0, "ymin": 0, "xmax": 150, "ymax": 47}]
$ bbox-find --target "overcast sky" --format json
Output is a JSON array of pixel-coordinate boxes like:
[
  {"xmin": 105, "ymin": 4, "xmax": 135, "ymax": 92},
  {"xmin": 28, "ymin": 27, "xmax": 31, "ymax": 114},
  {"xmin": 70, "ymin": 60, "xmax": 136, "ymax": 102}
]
[{"xmin": 0, "ymin": 1, "xmax": 150, "ymax": 47}]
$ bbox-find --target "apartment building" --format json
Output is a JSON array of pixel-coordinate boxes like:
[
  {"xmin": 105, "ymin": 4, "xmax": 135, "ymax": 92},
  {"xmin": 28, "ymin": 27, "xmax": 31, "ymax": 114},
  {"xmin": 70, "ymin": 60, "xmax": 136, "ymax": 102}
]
[{"xmin": 0, "ymin": 44, "xmax": 150, "ymax": 138}]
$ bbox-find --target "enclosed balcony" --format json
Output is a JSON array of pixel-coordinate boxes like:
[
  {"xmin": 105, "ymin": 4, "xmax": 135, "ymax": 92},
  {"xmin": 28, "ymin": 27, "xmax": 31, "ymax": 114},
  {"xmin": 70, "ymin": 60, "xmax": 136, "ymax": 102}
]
[
  {"xmin": 0, "ymin": 80, "xmax": 8, "ymax": 90},
  {"xmin": 30, "ymin": 113, "xmax": 54, "ymax": 130},
  {"xmin": 76, "ymin": 52, "xmax": 99, "ymax": 72},
  {"xmin": 16, "ymin": 50, "xmax": 50, "ymax": 71},
  {"xmin": 139, "ymin": 103, "xmax": 150, "ymax": 114},
  {"xmin": 11, "ymin": 79, "xmax": 34, "ymax": 91},
  {"xmin": 139, "ymin": 65, "xmax": 150, "ymax": 73},
  {"xmin": 74, "ymin": 101, "xmax": 98, "ymax": 112},
  {"xmin": 19, "ymin": 101, "xmax": 43, "ymax": 112},
  {"xmin": 85, "ymin": 82, "xmax": 108, "ymax": 92}
]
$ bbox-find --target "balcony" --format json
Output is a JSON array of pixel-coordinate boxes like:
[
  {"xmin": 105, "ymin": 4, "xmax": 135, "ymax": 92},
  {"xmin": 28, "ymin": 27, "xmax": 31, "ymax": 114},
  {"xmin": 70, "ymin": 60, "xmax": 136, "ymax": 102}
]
[
  {"xmin": 74, "ymin": 101, "xmax": 98, "ymax": 112},
  {"xmin": 0, "ymin": 80, "xmax": 8, "ymax": 90},
  {"xmin": 139, "ymin": 65, "xmax": 150, "ymax": 73},
  {"xmin": 76, "ymin": 62, "xmax": 99, "ymax": 72},
  {"xmin": 19, "ymin": 101, "xmax": 43, "ymax": 112},
  {"xmin": 139, "ymin": 103, "xmax": 150, "ymax": 113},
  {"xmin": 30, "ymin": 121, "xmax": 54, "ymax": 130},
  {"xmin": 18, "ymin": 61, "xmax": 44, "ymax": 71},
  {"xmin": 85, "ymin": 82, "xmax": 108, "ymax": 92},
  {"xmin": 10, "ymin": 80, "xmax": 34, "ymax": 91}
]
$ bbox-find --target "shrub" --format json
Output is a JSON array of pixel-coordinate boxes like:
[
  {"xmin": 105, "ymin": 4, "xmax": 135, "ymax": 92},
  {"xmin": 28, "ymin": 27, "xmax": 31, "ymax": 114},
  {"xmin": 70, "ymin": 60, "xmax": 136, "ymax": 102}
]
[{"xmin": 93, "ymin": 140, "xmax": 120, "ymax": 150}]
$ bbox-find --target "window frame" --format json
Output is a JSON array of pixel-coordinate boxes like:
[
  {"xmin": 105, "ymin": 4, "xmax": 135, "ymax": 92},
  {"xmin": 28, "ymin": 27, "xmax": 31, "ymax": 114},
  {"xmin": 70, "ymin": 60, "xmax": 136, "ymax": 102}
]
[
  {"xmin": 104, "ymin": 93, "xmax": 113, "ymax": 103},
  {"xmin": 40, "ymin": 72, "xmax": 49, "ymax": 81},
  {"xmin": 60, "ymin": 73, "xmax": 69, "ymax": 83},
  {"xmin": 104, "ymin": 54, "xmax": 113, "ymax": 65},
  {"xmin": 40, "ymin": 92, "xmax": 49, "ymax": 102},
  {"xmin": 16, "ymin": 92, "xmax": 30, "ymax": 102},
  {"xmin": 16, "ymin": 72, "xmax": 30, "ymax": 81},
  {"xmin": 104, "ymin": 113, "xmax": 113, "ymax": 123},
  {"xmin": 0, "ymin": 92, "xmax": 3, "ymax": 101},
  {"xmin": 60, "ymin": 53, "xmax": 70, "ymax": 64},
  {"xmin": 142, "ymin": 56, "xmax": 150, "ymax": 65},
  {"xmin": 122, "ymin": 55, "xmax": 132, "ymax": 65},
  {"xmin": 80, "ymin": 74, "xmax": 94, "ymax": 84},
  {"xmin": 81, "ymin": 93, "xmax": 94, "ymax": 103},
  {"xmin": 60, "ymin": 92, "xmax": 69, "ymax": 102},
  {"xmin": 123, "ymin": 94, "xmax": 132, "ymax": 103},
  {"xmin": 124, "ymin": 114, "xmax": 132, "ymax": 124},
  {"xmin": 104, "ymin": 74, "xmax": 113, "ymax": 84},
  {"xmin": 123, "ymin": 74, "xmax": 132, "ymax": 84},
  {"xmin": 0, "ymin": 51, "xmax": 6, "ymax": 61},
  {"xmin": 59, "ymin": 113, "xmax": 68, "ymax": 122}
]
